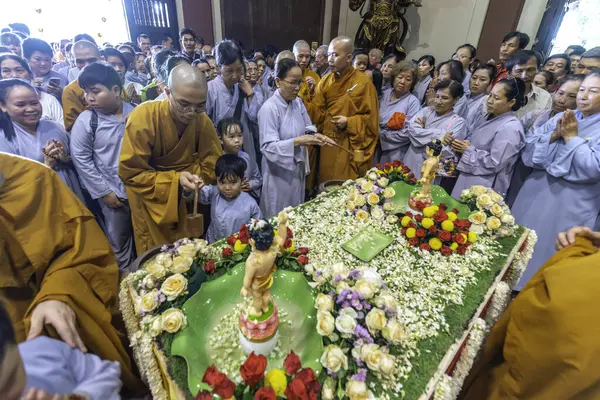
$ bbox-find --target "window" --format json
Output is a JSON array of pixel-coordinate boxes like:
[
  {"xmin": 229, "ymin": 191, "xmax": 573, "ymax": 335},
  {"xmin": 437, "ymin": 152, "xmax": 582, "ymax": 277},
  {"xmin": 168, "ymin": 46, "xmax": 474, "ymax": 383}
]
[{"xmin": 550, "ymin": 0, "xmax": 600, "ymax": 54}]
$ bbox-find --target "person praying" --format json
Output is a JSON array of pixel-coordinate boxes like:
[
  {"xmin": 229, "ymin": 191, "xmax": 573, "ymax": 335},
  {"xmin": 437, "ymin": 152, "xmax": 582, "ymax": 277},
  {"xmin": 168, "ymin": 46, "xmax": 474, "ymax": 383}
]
[
  {"xmin": 405, "ymin": 80, "xmax": 466, "ymax": 178},
  {"xmin": 491, "ymin": 31, "xmax": 530, "ymax": 86},
  {"xmin": 258, "ymin": 58, "xmax": 334, "ymax": 217},
  {"xmin": 313, "ymin": 45, "xmax": 330, "ymax": 78},
  {"xmin": 293, "ymin": 40, "xmax": 321, "ymax": 105},
  {"xmin": 377, "ymin": 60, "xmax": 422, "ymax": 165},
  {"xmin": 0, "ymin": 53, "xmax": 63, "ymax": 125},
  {"xmin": 305, "ymin": 36, "xmax": 379, "ymax": 184},
  {"xmin": 70, "ymin": 62, "xmax": 137, "ymax": 271},
  {"xmin": 506, "ymin": 50, "xmax": 552, "ymax": 118},
  {"xmin": 511, "ymin": 71, "xmax": 600, "ymax": 291},
  {"xmin": 414, "ymin": 55, "xmax": 435, "ymax": 104},
  {"xmin": 464, "ymin": 63, "xmax": 496, "ymax": 122},
  {"xmin": 119, "ymin": 64, "xmax": 222, "ymax": 253},
  {"xmin": 451, "ymin": 78, "xmax": 526, "ymax": 198},
  {"xmin": 179, "ymin": 28, "xmax": 201, "ymax": 63},
  {"xmin": 103, "ymin": 47, "xmax": 143, "ymax": 104},
  {"xmin": 0, "ymin": 152, "xmax": 146, "ymax": 396},
  {"xmin": 0, "ymin": 78, "xmax": 84, "ymax": 202},
  {"xmin": 22, "ymin": 38, "xmax": 68, "ymax": 100}
]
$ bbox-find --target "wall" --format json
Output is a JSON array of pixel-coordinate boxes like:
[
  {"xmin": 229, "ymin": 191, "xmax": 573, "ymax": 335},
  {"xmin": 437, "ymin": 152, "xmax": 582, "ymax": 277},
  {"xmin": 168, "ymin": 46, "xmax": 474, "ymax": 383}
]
[
  {"xmin": 176, "ymin": 0, "xmax": 215, "ymax": 45},
  {"xmin": 516, "ymin": 0, "xmax": 547, "ymax": 47}
]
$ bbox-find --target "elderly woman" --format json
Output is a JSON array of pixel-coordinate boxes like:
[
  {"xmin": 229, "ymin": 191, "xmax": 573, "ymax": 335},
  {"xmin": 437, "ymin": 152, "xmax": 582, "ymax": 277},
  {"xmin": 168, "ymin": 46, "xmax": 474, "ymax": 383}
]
[
  {"xmin": 512, "ymin": 71, "xmax": 600, "ymax": 291},
  {"xmin": 377, "ymin": 61, "xmax": 422, "ymax": 165}
]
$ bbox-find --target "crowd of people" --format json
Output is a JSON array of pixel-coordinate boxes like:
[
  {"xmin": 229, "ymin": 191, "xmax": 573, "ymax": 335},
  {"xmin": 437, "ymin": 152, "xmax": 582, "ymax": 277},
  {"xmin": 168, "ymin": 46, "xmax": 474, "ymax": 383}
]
[{"xmin": 0, "ymin": 19, "xmax": 600, "ymax": 399}]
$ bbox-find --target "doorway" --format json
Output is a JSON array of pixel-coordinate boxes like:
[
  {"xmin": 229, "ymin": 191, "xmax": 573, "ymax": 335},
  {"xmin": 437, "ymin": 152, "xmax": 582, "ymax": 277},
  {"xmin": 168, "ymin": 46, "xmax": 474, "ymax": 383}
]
[{"xmin": 477, "ymin": 0, "xmax": 527, "ymax": 63}]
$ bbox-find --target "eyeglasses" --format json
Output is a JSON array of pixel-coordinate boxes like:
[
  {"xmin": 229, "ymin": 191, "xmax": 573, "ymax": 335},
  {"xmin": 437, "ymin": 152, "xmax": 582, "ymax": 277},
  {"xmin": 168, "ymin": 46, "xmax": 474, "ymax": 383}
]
[
  {"xmin": 170, "ymin": 94, "xmax": 205, "ymax": 114},
  {"xmin": 281, "ymin": 79, "xmax": 301, "ymax": 89}
]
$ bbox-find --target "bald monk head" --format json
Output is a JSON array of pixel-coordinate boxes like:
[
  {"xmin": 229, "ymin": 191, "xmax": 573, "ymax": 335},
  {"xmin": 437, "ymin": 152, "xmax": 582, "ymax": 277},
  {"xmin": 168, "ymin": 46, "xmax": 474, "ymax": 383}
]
[
  {"xmin": 328, "ymin": 36, "xmax": 354, "ymax": 75},
  {"xmin": 274, "ymin": 50, "xmax": 295, "ymax": 72},
  {"xmin": 293, "ymin": 40, "xmax": 311, "ymax": 70},
  {"xmin": 72, "ymin": 40, "xmax": 101, "ymax": 71},
  {"xmin": 165, "ymin": 64, "xmax": 208, "ymax": 125}
]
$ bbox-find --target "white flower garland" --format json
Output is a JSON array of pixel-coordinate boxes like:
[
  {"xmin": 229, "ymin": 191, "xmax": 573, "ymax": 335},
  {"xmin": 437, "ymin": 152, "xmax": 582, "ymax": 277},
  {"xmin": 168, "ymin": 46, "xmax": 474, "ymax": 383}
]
[
  {"xmin": 448, "ymin": 318, "xmax": 487, "ymax": 399},
  {"xmin": 433, "ymin": 375, "xmax": 454, "ymax": 400},
  {"xmin": 484, "ymin": 281, "xmax": 511, "ymax": 327},
  {"xmin": 505, "ymin": 229, "xmax": 538, "ymax": 288}
]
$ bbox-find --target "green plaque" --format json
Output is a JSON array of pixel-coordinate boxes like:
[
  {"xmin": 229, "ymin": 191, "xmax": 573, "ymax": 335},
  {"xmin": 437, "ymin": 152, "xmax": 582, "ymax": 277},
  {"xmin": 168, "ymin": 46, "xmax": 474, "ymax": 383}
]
[{"xmin": 342, "ymin": 230, "xmax": 395, "ymax": 262}]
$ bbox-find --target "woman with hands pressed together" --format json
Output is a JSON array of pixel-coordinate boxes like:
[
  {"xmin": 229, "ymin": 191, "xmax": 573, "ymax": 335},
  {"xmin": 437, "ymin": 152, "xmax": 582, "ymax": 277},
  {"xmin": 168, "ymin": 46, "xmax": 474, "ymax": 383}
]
[{"xmin": 512, "ymin": 71, "xmax": 600, "ymax": 291}]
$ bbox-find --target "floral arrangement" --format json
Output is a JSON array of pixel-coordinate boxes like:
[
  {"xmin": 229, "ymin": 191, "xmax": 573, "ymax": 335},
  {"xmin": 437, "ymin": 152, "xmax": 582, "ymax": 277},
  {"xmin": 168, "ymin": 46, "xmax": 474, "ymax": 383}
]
[
  {"xmin": 375, "ymin": 160, "xmax": 417, "ymax": 185},
  {"xmin": 440, "ymin": 159, "xmax": 456, "ymax": 177},
  {"xmin": 130, "ymin": 238, "xmax": 215, "ymax": 338},
  {"xmin": 345, "ymin": 168, "xmax": 399, "ymax": 223},
  {"xmin": 195, "ymin": 351, "xmax": 320, "ymax": 400},
  {"xmin": 460, "ymin": 186, "xmax": 516, "ymax": 237},
  {"xmin": 219, "ymin": 223, "xmax": 310, "ymax": 272},
  {"xmin": 399, "ymin": 204, "xmax": 477, "ymax": 255}
]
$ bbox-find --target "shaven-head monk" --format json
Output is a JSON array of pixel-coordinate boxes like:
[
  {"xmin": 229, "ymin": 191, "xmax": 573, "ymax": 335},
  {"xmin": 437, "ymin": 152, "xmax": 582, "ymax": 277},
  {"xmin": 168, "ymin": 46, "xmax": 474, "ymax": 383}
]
[
  {"xmin": 0, "ymin": 153, "xmax": 146, "ymax": 396},
  {"xmin": 119, "ymin": 64, "xmax": 223, "ymax": 253},
  {"xmin": 293, "ymin": 40, "xmax": 320, "ymax": 104},
  {"xmin": 305, "ymin": 35, "xmax": 379, "ymax": 184},
  {"xmin": 62, "ymin": 40, "xmax": 101, "ymax": 131}
]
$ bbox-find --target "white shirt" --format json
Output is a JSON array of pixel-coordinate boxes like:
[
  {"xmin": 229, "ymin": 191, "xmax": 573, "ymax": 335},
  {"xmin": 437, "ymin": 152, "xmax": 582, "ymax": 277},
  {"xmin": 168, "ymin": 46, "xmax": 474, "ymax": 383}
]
[
  {"xmin": 39, "ymin": 90, "xmax": 64, "ymax": 126},
  {"xmin": 516, "ymin": 85, "xmax": 552, "ymax": 119}
]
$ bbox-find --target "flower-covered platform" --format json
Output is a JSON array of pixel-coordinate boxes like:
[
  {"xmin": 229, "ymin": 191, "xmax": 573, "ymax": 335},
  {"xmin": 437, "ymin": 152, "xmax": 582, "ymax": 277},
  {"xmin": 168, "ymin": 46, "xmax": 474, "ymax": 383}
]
[{"xmin": 119, "ymin": 162, "xmax": 536, "ymax": 400}]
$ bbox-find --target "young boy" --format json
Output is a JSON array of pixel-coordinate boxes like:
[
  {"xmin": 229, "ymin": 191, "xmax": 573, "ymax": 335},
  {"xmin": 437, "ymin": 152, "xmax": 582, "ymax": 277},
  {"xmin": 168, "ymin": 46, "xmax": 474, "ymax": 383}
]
[
  {"xmin": 0, "ymin": 302, "xmax": 121, "ymax": 400},
  {"xmin": 217, "ymin": 118, "xmax": 262, "ymax": 199},
  {"xmin": 353, "ymin": 50, "xmax": 369, "ymax": 73},
  {"xmin": 199, "ymin": 154, "xmax": 262, "ymax": 243},
  {"xmin": 70, "ymin": 62, "xmax": 137, "ymax": 272}
]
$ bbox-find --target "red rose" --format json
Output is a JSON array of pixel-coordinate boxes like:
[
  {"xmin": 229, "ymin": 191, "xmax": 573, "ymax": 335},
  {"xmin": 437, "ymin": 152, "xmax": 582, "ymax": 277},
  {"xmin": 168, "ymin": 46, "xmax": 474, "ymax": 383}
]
[
  {"xmin": 203, "ymin": 261, "xmax": 216, "ymax": 274},
  {"xmin": 292, "ymin": 251, "xmax": 300, "ymax": 257},
  {"xmin": 255, "ymin": 387, "xmax": 277, "ymax": 400},
  {"xmin": 416, "ymin": 228, "xmax": 426, "ymax": 238},
  {"xmin": 285, "ymin": 377, "xmax": 310, "ymax": 400},
  {"xmin": 457, "ymin": 246, "xmax": 467, "ymax": 255},
  {"xmin": 384, "ymin": 162, "xmax": 392, "ymax": 170},
  {"xmin": 415, "ymin": 200, "xmax": 424, "ymax": 210},
  {"xmin": 415, "ymin": 214, "xmax": 423, "ymax": 223},
  {"xmin": 202, "ymin": 365, "xmax": 221, "ymax": 387},
  {"xmin": 465, "ymin": 242, "xmax": 472, "ymax": 248},
  {"xmin": 392, "ymin": 160, "xmax": 401, "ymax": 168},
  {"xmin": 195, "ymin": 390, "xmax": 212, "ymax": 400},
  {"xmin": 401, "ymin": 228, "xmax": 407, "ymax": 236},
  {"xmin": 296, "ymin": 368, "xmax": 320, "ymax": 393},
  {"xmin": 419, "ymin": 243, "xmax": 431, "ymax": 251},
  {"xmin": 440, "ymin": 246, "xmax": 452, "ymax": 256},
  {"xmin": 284, "ymin": 350, "xmax": 302, "ymax": 375},
  {"xmin": 409, "ymin": 237, "xmax": 420, "ymax": 246},
  {"xmin": 439, "ymin": 203, "xmax": 447, "ymax": 211},
  {"xmin": 298, "ymin": 247, "xmax": 309, "ymax": 255},
  {"xmin": 240, "ymin": 224, "xmax": 249, "ymax": 233},
  {"xmin": 222, "ymin": 247, "xmax": 233, "ymax": 257},
  {"xmin": 405, "ymin": 211, "xmax": 413, "ymax": 218},
  {"xmin": 402, "ymin": 166, "xmax": 410, "ymax": 174},
  {"xmin": 439, "ymin": 230, "xmax": 452, "ymax": 242},
  {"xmin": 428, "ymin": 226, "xmax": 437, "ymax": 235},
  {"xmin": 213, "ymin": 376, "xmax": 236, "ymax": 399},
  {"xmin": 408, "ymin": 172, "xmax": 415, "ymax": 179},
  {"xmin": 238, "ymin": 229, "xmax": 249, "ymax": 243},
  {"xmin": 227, "ymin": 235, "xmax": 237, "ymax": 246},
  {"xmin": 453, "ymin": 234, "xmax": 466, "ymax": 245},
  {"xmin": 284, "ymin": 238, "xmax": 293, "ymax": 249},
  {"xmin": 451, "ymin": 208, "xmax": 460, "ymax": 215},
  {"xmin": 240, "ymin": 352, "xmax": 267, "ymax": 387},
  {"xmin": 287, "ymin": 227, "xmax": 294, "ymax": 239},
  {"xmin": 298, "ymin": 255, "xmax": 309, "ymax": 265},
  {"xmin": 433, "ymin": 211, "xmax": 448, "ymax": 223}
]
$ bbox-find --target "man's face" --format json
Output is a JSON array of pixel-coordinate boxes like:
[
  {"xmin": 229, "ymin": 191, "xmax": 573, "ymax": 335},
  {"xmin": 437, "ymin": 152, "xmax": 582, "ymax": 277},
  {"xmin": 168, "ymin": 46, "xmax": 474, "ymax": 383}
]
[
  {"xmin": 328, "ymin": 42, "xmax": 351, "ymax": 74},
  {"xmin": 181, "ymin": 34, "xmax": 195, "ymax": 53},
  {"xmin": 28, "ymin": 50, "xmax": 52, "ymax": 76},
  {"xmin": 576, "ymin": 57, "xmax": 600, "ymax": 75},
  {"xmin": 295, "ymin": 45, "xmax": 311, "ymax": 70},
  {"xmin": 202, "ymin": 45, "xmax": 212, "ymax": 56},
  {"xmin": 73, "ymin": 47, "xmax": 99, "ymax": 70},
  {"xmin": 570, "ymin": 55, "xmax": 581, "ymax": 73},
  {"xmin": 106, "ymin": 55, "xmax": 126, "ymax": 83},
  {"xmin": 84, "ymin": 83, "xmax": 121, "ymax": 113},
  {"xmin": 207, "ymin": 59, "xmax": 217, "ymax": 80},
  {"xmin": 162, "ymin": 37, "xmax": 173, "ymax": 49},
  {"xmin": 167, "ymin": 84, "xmax": 207, "ymax": 125},
  {"xmin": 499, "ymin": 37, "xmax": 520, "ymax": 63},
  {"xmin": 139, "ymin": 37, "xmax": 152, "ymax": 54},
  {"xmin": 195, "ymin": 62, "xmax": 211, "ymax": 81},
  {"xmin": 543, "ymin": 57, "xmax": 568, "ymax": 79},
  {"xmin": 510, "ymin": 56, "xmax": 537, "ymax": 86},
  {"xmin": 369, "ymin": 51, "xmax": 381, "ymax": 68},
  {"xmin": 315, "ymin": 50, "xmax": 327, "ymax": 69}
]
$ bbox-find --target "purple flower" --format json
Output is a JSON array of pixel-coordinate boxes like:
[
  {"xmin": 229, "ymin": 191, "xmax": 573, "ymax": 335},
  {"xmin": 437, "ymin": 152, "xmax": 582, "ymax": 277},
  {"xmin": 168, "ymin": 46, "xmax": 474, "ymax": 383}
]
[
  {"xmin": 349, "ymin": 270, "xmax": 361, "ymax": 279},
  {"xmin": 352, "ymin": 369, "xmax": 368, "ymax": 382},
  {"xmin": 357, "ymin": 311, "xmax": 365, "ymax": 320},
  {"xmin": 327, "ymin": 370, "xmax": 337, "ymax": 378},
  {"xmin": 342, "ymin": 301, "xmax": 351, "ymax": 309},
  {"xmin": 316, "ymin": 269, "xmax": 323, "ymax": 277},
  {"xmin": 160, "ymin": 245, "xmax": 169, "ymax": 252},
  {"xmin": 333, "ymin": 274, "xmax": 343, "ymax": 284}
]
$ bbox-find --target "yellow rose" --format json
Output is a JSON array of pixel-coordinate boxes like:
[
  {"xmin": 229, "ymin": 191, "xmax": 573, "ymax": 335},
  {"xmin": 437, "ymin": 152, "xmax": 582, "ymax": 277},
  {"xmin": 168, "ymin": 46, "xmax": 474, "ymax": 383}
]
[
  {"xmin": 346, "ymin": 200, "xmax": 357, "ymax": 211},
  {"xmin": 161, "ymin": 308, "xmax": 186, "ymax": 333},
  {"xmin": 450, "ymin": 242, "xmax": 459, "ymax": 251},
  {"xmin": 406, "ymin": 227, "xmax": 416, "ymax": 238},
  {"xmin": 146, "ymin": 261, "xmax": 167, "ymax": 280},
  {"xmin": 148, "ymin": 315, "xmax": 163, "ymax": 337},
  {"xmin": 382, "ymin": 319, "xmax": 405, "ymax": 344},
  {"xmin": 423, "ymin": 206, "xmax": 437, "ymax": 218},
  {"xmin": 490, "ymin": 203, "xmax": 504, "ymax": 217},
  {"xmin": 364, "ymin": 349, "xmax": 383, "ymax": 371},
  {"xmin": 177, "ymin": 243, "xmax": 197, "ymax": 258},
  {"xmin": 401, "ymin": 216, "xmax": 412, "ymax": 227},
  {"xmin": 441, "ymin": 220, "xmax": 454, "ymax": 232},
  {"xmin": 360, "ymin": 181, "xmax": 373, "ymax": 193},
  {"xmin": 446, "ymin": 211, "xmax": 457, "ymax": 221},
  {"xmin": 383, "ymin": 187, "xmax": 395, "ymax": 199},
  {"xmin": 155, "ymin": 253, "xmax": 173, "ymax": 270},
  {"xmin": 316, "ymin": 311, "xmax": 335, "ymax": 336},
  {"xmin": 367, "ymin": 193, "xmax": 380, "ymax": 206},
  {"xmin": 315, "ymin": 293, "xmax": 334, "ymax": 312},
  {"xmin": 489, "ymin": 190, "xmax": 503, "ymax": 203},
  {"xmin": 468, "ymin": 211, "xmax": 487, "ymax": 225},
  {"xmin": 265, "ymin": 369, "xmax": 287, "ymax": 396},
  {"xmin": 472, "ymin": 185, "xmax": 487, "ymax": 196},
  {"xmin": 160, "ymin": 273, "xmax": 188, "ymax": 301},
  {"xmin": 356, "ymin": 210, "xmax": 369, "ymax": 222},
  {"xmin": 346, "ymin": 378, "xmax": 369, "ymax": 400},
  {"xmin": 354, "ymin": 278, "xmax": 377, "ymax": 300},
  {"xmin": 421, "ymin": 217, "xmax": 434, "ymax": 229},
  {"xmin": 501, "ymin": 213, "xmax": 515, "ymax": 225},
  {"xmin": 320, "ymin": 345, "xmax": 348, "ymax": 373},
  {"xmin": 140, "ymin": 290, "xmax": 159, "ymax": 313},
  {"xmin": 468, "ymin": 231, "xmax": 477, "ymax": 243},
  {"xmin": 365, "ymin": 308, "xmax": 387, "ymax": 334},
  {"xmin": 378, "ymin": 353, "xmax": 396, "ymax": 377},
  {"xmin": 477, "ymin": 193, "xmax": 494, "ymax": 208},
  {"xmin": 429, "ymin": 237, "xmax": 443, "ymax": 250},
  {"xmin": 486, "ymin": 216, "xmax": 502, "ymax": 230},
  {"xmin": 171, "ymin": 255, "xmax": 193, "ymax": 274},
  {"xmin": 355, "ymin": 195, "xmax": 366, "ymax": 207},
  {"xmin": 234, "ymin": 240, "xmax": 248, "ymax": 253},
  {"xmin": 377, "ymin": 177, "xmax": 389, "ymax": 188}
]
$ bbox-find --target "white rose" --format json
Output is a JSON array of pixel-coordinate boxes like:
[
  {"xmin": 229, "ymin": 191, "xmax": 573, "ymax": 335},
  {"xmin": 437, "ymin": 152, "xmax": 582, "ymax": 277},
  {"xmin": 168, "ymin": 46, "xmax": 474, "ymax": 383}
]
[
  {"xmin": 315, "ymin": 293, "xmax": 334, "ymax": 312},
  {"xmin": 177, "ymin": 243, "xmax": 197, "ymax": 258},
  {"xmin": 360, "ymin": 269, "xmax": 383, "ymax": 286},
  {"xmin": 368, "ymin": 171, "xmax": 378, "ymax": 181},
  {"xmin": 501, "ymin": 213, "xmax": 515, "ymax": 225},
  {"xmin": 386, "ymin": 215, "xmax": 398, "ymax": 224},
  {"xmin": 335, "ymin": 313, "xmax": 357, "ymax": 336},
  {"xmin": 330, "ymin": 263, "xmax": 349, "ymax": 279},
  {"xmin": 346, "ymin": 200, "xmax": 357, "ymax": 211},
  {"xmin": 489, "ymin": 190, "xmax": 503, "ymax": 203},
  {"xmin": 339, "ymin": 307, "xmax": 359, "ymax": 319},
  {"xmin": 364, "ymin": 349, "xmax": 383, "ymax": 371},
  {"xmin": 345, "ymin": 378, "xmax": 368, "ymax": 400},
  {"xmin": 140, "ymin": 289, "xmax": 159, "ymax": 313},
  {"xmin": 486, "ymin": 216, "xmax": 502, "ymax": 230},
  {"xmin": 378, "ymin": 353, "xmax": 396, "ymax": 377},
  {"xmin": 351, "ymin": 345, "xmax": 363, "ymax": 361},
  {"xmin": 316, "ymin": 311, "xmax": 335, "ymax": 336},
  {"xmin": 320, "ymin": 345, "xmax": 348, "ymax": 373},
  {"xmin": 360, "ymin": 181, "xmax": 373, "ymax": 193},
  {"xmin": 468, "ymin": 211, "xmax": 487, "ymax": 225},
  {"xmin": 360, "ymin": 343, "xmax": 379, "ymax": 360},
  {"xmin": 374, "ymin": 292, "xmax": 398, "ymax": 313},
  {"xmin": 371, "ymin": 207, "xmax": 385, "ymax": 220},
  {"xmin": 145, "ymin": 261, "xmax": 167, "ymax": 280},
  {"xmin": 470, "ymin": 223, "xmax": 485, "ymax": 234},
  {"xmin": 149, "ymin": 315, "xmax": 163, "ymax": 337},
  {"xmin": 161, "ymin": 308, "xmax": 186, "ymax": 333},
  {"xmin": 365, "ymin": 308, "xmax": 387, "ymax": 333},
  {"xmin": 142, "ymin": 274, "xmax": 156, "ymax": 289},
  {"xmin": 193, "ymin": 239, "xmax": 209, "ymax": 255},
  {"xmin": 490, "ymin": 203, "xmax": 504, "ymax": 217},
  {"xmin": 304, "ymin": 263, "xmax": 315, "ymax": 275},
  {"xmin": 322, "ymin": 378, "xmax": 336, "ymax": 400},
  {"xmin": 355, "ymin": 195, "xmax": 366, "ymax": 206},
  {"xmin": 335, "ymin": 280, "xmax": 351, "ymax": 294},
  {"xmin": 477, "ymin": 193, "xmax": 494, "ymax": 208},
  {"xmin": 382, "ymin": 319, "xmax": 405, "ymax": 344},
  {"xmin": 155, "ymin": 253, "xmax": 173, "ymax": 270},
  {"xmin": 356, "ymin": 178, "xmax": 367, "ymax": 186},
  {"xmin": 171, "ymin": 255, "xmax": 193, "ymax": 274},
  {"xmin": 354, "ymin": 279, "xmax": 377, "ymax": 300},
  {"xmin": 160, "ymin": 273, "xmax": 188, "ymax": 301},
  {"xmin": 383, "ymin": 201, "xmax": 393, "ymax": 212},
  {"xmin": 377, "ymin": 177, "xmax": 389, "ymax": 187},
  {"xmin": 471, "ymin": 185, "xmax": 487, "ymax": 196},
  {"xmin": 498, "ymin": 226, "xmax": 513, "ymax": 237},
  {"xmin": 383, "ymin": 187, "xmax": 395, "ymax": 199}
]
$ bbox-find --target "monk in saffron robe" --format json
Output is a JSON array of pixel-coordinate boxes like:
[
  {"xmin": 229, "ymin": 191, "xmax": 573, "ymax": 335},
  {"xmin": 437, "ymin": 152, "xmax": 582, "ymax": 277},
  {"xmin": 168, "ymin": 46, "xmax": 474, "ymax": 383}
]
[
  {"xmin": 306, "ymin": 36, "xmax": 379, "ymax": 183},
  {"xmin": 119, "ymin": 64, "xmax": 222, "ymax": 254},
  {"xmin": 0, "ymin": 153, "xmax": 145, "ymax": 396},
  {"xmin": 459, "ymin": 226, "xmax": 600, "ymax": 400},
  {"xmin": 293, "ymin": 40, "xmax": 320, "ymax": 105}
]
